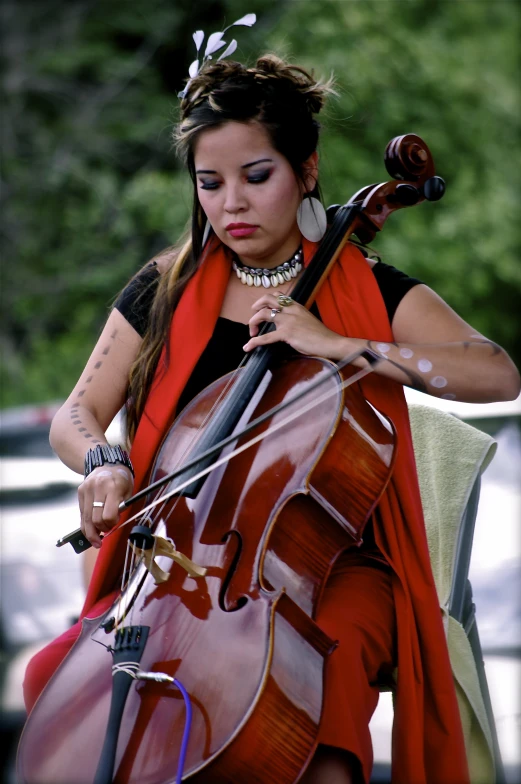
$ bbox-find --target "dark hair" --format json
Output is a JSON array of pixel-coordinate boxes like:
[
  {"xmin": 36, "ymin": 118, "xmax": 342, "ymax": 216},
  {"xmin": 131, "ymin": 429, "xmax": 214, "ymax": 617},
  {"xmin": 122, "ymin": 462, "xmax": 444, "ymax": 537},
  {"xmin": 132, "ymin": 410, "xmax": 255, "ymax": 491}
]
[{"xmin": 125, "ymin": 54, "xmax": 334, "ymax": 442}]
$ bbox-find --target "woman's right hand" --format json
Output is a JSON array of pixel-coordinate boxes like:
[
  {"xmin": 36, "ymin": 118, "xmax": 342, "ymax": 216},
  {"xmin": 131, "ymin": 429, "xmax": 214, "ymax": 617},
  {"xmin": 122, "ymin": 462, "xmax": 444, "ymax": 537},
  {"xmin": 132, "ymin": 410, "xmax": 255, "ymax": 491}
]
[{"xmin": 78, "ymin": 464, "xmax": 134, "ymax": 548}]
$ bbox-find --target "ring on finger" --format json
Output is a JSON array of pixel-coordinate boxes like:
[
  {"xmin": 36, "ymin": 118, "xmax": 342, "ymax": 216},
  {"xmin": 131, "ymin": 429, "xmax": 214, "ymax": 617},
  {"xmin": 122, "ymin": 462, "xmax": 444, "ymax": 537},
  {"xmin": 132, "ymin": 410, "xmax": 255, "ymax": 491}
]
[
  {"xmin": 277, "ymin": 294, "xmax": 293, "ymax": 307},
  {"xmin": 93, "ymin": 501, "xmax": 105, "ymax": 508},
  {"xmin": 270, "ymin": 308, "xmax": 281, "ymax": 319}
]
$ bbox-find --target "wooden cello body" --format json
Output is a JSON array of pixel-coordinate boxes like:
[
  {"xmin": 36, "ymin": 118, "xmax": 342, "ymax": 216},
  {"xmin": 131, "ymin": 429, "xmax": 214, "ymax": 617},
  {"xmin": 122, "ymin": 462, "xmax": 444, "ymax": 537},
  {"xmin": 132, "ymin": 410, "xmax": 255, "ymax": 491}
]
[{"xmin": 17, "ymin": 357, "xmax": 395, "ymax": 784}]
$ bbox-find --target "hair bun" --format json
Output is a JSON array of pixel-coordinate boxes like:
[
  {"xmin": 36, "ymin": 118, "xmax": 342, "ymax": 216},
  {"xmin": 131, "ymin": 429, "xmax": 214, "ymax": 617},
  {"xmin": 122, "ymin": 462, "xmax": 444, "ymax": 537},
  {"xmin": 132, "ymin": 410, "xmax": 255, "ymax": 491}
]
[
  {"xmin": 180, "ymin": 53, "xmax": 334, "ymax": 119},
  {"xmin": 250, "ymin": 54, "xmax": 334, "ymax": 115},
  {"xmin": 176, "ymin": 52, "xmax": 335, "ymax": 179}
]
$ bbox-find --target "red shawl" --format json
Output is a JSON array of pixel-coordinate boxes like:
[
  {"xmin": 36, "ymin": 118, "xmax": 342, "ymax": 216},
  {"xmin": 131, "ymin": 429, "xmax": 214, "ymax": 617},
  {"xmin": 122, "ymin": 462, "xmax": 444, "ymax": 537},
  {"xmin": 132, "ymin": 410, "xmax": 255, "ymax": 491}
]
[{"xmin": 82, "ymin": 238, "xmax": 469, "ymax": 784}]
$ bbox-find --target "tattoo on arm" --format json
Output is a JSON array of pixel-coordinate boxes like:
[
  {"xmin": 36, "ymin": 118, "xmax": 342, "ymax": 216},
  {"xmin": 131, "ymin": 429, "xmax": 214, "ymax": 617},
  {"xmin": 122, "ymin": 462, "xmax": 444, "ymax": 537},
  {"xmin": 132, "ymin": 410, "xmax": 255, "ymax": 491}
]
[
  {"xmin": 462, "ymin": 338, "xmax": 502, "ymax": 357},
  {"xmin": 483, "ymin": 339, "xmax": 502, "ymax": 356},
  {"xmin": 466, "ymin": 338, "xmax": 502, "ymax": 356},
  {"xmin": 68, "ymin": 330, "xmax": 118, "ymax": 446},
  {"xmin": 367, "ymin": 341, "xmax": 428, "ymax": 393}
]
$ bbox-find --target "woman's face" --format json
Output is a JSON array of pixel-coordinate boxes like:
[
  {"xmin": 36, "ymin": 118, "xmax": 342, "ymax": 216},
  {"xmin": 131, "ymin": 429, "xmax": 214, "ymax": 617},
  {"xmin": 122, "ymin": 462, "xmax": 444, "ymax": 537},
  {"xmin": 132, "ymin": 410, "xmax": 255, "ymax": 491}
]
[{"xmin": 194, "ymin": 121, "xmax": 313, "ymax": 268}]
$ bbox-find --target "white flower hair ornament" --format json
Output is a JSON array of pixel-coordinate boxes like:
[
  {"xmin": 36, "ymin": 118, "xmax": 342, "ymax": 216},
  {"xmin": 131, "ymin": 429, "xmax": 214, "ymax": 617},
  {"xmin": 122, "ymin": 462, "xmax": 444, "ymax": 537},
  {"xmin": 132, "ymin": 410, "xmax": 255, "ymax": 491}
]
[{"xmin": 178, "ymin": 13, "xmax": 256, "ymax": 100}]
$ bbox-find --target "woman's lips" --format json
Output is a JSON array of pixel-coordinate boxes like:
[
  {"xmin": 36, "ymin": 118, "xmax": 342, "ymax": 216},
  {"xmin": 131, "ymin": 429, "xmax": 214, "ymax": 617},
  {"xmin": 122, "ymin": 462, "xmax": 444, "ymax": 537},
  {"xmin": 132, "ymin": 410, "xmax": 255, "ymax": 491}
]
[{"xmin": 226, "ymin": 224, "xmax": 258, "ymax": 238}]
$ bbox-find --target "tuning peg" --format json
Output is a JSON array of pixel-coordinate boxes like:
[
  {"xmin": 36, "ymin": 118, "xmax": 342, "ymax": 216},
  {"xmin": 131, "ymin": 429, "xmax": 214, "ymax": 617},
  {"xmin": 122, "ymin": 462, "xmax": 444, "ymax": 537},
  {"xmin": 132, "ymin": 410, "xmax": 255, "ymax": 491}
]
[
  {"xmin": 423, "ymin": 176, "xmax": 445, "ymax": 201},
  {"xmin": 393, "ymin": 184, "xmax": 420, "ymax": 205}
]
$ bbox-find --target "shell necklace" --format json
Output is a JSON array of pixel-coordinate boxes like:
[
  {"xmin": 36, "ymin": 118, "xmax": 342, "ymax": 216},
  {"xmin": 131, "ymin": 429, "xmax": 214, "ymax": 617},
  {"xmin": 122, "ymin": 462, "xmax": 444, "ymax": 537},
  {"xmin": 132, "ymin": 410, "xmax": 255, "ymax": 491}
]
[{"xmin": 232, "ymin": 247, "xmax": 303, "ymax": 288}]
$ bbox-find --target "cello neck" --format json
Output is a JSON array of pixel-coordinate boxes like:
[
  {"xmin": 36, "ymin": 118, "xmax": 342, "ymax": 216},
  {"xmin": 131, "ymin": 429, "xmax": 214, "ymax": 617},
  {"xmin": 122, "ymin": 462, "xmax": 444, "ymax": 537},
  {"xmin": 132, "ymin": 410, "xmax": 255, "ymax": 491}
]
[{"xmin": 291, "ymin": 203, "xmax": 361, "ymax": 308}]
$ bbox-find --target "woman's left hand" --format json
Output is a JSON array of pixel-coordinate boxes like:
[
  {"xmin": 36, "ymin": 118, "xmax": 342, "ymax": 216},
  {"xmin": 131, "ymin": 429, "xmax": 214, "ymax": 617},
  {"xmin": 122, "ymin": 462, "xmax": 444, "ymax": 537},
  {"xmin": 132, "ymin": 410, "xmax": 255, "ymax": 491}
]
[{"xmin": 244, "ymin": 292, "xmax": 350, "ymax": 360}]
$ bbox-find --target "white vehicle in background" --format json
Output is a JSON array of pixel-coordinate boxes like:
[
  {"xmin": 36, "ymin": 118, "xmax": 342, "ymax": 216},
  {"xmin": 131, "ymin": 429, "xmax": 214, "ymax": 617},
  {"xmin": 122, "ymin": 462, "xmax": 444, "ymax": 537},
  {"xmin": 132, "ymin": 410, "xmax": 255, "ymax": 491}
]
[
  {"xmin": 0, "ymin": 395, "xmax": 519, "ymax": 783},
  {"xmin": 0, "ymin": 403, "xmax": 124, "ymax": 782}
]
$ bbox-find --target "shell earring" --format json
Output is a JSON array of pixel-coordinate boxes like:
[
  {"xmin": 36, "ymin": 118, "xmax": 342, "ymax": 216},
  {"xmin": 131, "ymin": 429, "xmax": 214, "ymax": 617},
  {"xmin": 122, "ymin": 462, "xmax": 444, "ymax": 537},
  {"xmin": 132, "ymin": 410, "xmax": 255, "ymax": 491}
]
[{"xmin": 296, "ymin": 195, "xmax": 327, "ymax": 242}]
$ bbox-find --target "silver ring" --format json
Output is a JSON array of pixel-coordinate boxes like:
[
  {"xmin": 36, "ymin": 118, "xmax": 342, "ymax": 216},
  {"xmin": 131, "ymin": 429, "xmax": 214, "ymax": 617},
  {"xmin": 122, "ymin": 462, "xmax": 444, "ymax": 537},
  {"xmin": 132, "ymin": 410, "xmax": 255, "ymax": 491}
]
[
  {"xmin": 92, "ymin": 501, "xmax": 105, "ymax": 508},
  {"xmin": 270, "ymin": 308, "xmax": 280, "ymax": 319},
  {"xmin": 277, "ymin": 294, "xmax": 293, "ymax": 307}
]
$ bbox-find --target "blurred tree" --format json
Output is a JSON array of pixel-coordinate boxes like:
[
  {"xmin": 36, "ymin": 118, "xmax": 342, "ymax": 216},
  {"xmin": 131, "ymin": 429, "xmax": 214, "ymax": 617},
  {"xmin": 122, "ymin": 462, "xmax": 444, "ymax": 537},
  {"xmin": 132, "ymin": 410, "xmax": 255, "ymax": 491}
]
[
  {"xmin": 1, "ymin": 0, "xmax": 519, "ymax": 408},
  {"xmin": 0, "ymin": 0, "xmax": 280, "ymax": 406},
  {"xmin": 271, "ymin": 0, "xmax": 521, "ymax": 366}
]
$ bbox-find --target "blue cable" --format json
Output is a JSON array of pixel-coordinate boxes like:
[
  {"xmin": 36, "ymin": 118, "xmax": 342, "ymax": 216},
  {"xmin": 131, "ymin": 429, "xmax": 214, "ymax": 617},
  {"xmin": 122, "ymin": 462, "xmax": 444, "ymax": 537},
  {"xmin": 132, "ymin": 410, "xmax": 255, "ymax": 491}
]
[{"xmin": 173, "ymin": 678, "xmax": 192, "ymax": 783}]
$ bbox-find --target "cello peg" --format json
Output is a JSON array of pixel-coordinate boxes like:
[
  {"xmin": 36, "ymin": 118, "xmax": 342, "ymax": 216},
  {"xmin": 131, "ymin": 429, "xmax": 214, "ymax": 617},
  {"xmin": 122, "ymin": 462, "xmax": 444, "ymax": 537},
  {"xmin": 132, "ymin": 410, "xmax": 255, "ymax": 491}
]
[
  {"xmin": 423, "ymin": 176, "xmax": 446, "ymax": 201},
  {"xmin": 394, "ymin": 184, "xmax": 420, "ymax": 205}
]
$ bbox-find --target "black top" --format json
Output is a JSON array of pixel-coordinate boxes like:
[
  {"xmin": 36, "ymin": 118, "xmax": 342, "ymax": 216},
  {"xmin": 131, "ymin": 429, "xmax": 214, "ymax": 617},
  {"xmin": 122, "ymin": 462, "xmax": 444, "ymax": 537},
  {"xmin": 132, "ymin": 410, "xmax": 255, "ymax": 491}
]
[
  {"xmin": 115, "ymin": 257, "xmax": 422, "ymax": 340},
  {"xmin": 114, "ymin": 256, "xmax": 422, "ymax": 409},
  {"xmin": 115, "ymin": 257, "xmax": 422, "ymax": 413}
]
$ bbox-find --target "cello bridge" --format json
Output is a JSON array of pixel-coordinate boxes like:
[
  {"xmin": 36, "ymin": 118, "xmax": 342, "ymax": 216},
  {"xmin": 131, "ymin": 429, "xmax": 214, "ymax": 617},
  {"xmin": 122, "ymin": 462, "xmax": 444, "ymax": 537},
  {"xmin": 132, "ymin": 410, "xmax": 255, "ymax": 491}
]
[{"xmin": 129, "ymin": 534, "xmax": 207, "ymax": 584}]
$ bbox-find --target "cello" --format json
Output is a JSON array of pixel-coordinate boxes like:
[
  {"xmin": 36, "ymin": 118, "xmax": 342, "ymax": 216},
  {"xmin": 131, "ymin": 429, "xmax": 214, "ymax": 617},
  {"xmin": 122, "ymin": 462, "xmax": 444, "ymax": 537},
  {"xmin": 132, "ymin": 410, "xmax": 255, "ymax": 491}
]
[{"xmin": 17, "ymin": 134, "xmax": 445, "ymax": 784}]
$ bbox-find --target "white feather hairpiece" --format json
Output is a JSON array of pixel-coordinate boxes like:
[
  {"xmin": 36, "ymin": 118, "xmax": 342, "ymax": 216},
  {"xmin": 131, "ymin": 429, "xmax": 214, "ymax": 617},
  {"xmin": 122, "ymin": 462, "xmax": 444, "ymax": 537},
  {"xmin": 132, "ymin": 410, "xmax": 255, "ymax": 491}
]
[{"xmin": 178, "ymin": 13, "xmax": 256, "ymax": 99}]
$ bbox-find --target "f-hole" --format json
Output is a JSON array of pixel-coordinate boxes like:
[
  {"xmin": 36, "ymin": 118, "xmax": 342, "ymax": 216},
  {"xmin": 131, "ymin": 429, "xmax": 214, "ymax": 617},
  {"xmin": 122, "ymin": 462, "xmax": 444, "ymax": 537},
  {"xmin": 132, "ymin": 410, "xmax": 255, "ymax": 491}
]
[{"xmin": 218, "ymin": 530, "xmax": 248, "ymax": 612}]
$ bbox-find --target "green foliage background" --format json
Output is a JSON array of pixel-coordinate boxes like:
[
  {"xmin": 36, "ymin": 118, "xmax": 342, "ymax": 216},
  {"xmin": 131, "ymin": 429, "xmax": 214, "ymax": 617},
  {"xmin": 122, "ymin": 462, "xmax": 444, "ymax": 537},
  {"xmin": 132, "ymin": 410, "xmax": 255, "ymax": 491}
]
[{"xmin": 1, "ymin": 0, "xmax": 520, "ymax": 408}]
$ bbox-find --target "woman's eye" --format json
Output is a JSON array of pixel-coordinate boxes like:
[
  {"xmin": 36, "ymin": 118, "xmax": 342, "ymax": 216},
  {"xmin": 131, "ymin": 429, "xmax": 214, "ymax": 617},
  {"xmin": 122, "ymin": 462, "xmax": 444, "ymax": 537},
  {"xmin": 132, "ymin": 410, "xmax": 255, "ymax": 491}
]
[
  {"xmin": 248, "ymin": 170, "xmax": 270, "ymax": 184},
  {"xmin": 198, "ymin": 170, "xmax": 270, "ymax": 190}
]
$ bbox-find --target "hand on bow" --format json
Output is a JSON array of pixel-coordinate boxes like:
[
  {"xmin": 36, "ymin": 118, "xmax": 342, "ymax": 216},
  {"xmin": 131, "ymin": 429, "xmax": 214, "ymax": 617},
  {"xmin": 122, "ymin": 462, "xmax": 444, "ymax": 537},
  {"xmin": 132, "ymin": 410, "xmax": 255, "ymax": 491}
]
[
  {"xmin": 243, "ymin": 292, "xmax": 352, "ymax": 360},
  {"xmin": 78, "ymin": 464, "xmax": 134, "ymax": 548}
]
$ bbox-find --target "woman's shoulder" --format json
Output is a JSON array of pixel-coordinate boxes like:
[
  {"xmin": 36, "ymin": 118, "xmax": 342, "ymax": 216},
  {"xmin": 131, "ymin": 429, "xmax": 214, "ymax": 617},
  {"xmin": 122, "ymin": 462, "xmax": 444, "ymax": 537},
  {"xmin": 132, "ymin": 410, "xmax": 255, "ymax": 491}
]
[
  {"xmin": 113, "ymin": 247, "xmax": 176, "ymax": 337},
  {"xmin": 346, "ymin": 242, "xmax": 423, "ymax": 324},
  {"xmin": 153, "ymin": 246, "xmax": 177, "ymax": 274}
]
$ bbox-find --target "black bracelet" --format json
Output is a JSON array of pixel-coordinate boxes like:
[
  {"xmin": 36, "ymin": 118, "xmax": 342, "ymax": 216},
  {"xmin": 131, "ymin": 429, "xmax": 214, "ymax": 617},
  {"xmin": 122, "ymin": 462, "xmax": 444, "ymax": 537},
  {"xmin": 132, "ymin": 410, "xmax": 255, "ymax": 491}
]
[{"xmin": 84, "ymin": 444, "xmax": 134, "ymax": 479}]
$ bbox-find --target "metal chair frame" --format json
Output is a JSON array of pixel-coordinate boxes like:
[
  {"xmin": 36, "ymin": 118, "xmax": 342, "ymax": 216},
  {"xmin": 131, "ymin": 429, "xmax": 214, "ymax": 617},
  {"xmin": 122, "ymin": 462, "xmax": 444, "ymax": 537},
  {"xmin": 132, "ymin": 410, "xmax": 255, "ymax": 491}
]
[
  {"xmin": 374, "ymin": 424, "xmax": 506, "ymax": 783},
  {"xmin": 448, "ymin": 475, "xmax": 506, "ymax": 784}
]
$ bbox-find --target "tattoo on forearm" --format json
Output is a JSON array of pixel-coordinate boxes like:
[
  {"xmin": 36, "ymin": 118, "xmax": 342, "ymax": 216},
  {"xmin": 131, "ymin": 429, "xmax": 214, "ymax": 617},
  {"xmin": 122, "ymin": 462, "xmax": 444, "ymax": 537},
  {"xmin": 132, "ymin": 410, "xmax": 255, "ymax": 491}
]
[
  {"xmin": 485, "ymin": 340, "xmax": 501, "ymax": 356},
  {"xmin": 367, "ymin": 341, "xmax": 428, "ymax": 393},
  {"xmin": 468, "ymin": 336, "xmax": 502, "ymax": 355},
  {"xmin": 69, "ymin": 404, "xmax": 101, "ymax": 444}
]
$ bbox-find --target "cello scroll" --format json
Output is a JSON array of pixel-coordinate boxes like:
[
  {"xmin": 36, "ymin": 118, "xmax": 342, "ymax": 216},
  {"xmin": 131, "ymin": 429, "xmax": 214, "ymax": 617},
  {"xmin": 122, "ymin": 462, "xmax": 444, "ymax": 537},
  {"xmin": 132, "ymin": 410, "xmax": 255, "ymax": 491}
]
[{"xmin": 347, "ymin": 133, "xmax": 445, "ymax": 244}]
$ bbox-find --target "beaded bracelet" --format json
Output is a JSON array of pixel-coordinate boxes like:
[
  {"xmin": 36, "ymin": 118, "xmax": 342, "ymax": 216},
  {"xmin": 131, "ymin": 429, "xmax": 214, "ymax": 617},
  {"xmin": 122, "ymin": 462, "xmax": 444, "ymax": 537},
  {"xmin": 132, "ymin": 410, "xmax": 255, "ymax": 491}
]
[{"xmin": 84, "ymin": 444, "xmax": 134, "ymax": 479}]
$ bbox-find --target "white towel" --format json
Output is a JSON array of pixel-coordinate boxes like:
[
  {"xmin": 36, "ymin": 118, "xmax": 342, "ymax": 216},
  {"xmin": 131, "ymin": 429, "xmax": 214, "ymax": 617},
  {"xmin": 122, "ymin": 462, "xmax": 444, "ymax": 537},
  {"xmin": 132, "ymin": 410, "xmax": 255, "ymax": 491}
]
[{"xmin": 408, "ymin": 403, "xmax": 497, "ymax": 784}]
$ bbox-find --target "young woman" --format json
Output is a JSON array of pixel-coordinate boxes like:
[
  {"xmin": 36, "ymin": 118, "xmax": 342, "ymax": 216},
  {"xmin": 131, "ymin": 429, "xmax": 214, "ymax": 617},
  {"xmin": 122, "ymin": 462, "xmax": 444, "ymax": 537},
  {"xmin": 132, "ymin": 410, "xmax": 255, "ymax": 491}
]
[{"xmin": 23, "ymin": 52, "xmax": 519, "ymax": 784}]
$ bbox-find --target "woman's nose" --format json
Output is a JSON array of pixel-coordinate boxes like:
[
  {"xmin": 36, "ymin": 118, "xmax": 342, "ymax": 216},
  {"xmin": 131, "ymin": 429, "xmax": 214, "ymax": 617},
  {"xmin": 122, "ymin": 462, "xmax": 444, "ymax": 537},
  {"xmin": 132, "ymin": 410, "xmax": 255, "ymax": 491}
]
[{"xmin": 224, "ymin": 182, "xmax": 247, "ymax": 213}]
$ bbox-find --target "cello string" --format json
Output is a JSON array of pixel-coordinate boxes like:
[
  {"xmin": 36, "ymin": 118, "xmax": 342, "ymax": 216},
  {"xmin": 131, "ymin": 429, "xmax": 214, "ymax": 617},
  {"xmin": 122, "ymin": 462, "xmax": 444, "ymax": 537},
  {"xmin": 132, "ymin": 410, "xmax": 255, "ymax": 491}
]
[
  {"xmin": 130, "ymin": 534, "xmax": 159, "ymax": 628},
  {"xmin": 133, "ymin": 280, "xmax": 300, "ymax": 535},
  {"xmin": 109, "ymin": 353, "xmax": 384, "ymax": 536},
  {"xmin": 119, "ymin": 347, "xmax": 379, "ymax": 514},
  {"xmin": 132, "ymin": 348, "xmax": 252, "ymax": 540},
  {"xmin": 115, "ymin": 533, "xmax": 139, "ymax": 631},
  {"xmin": 116, "ymin": 352, "xmax": 255, "ymax": 592},
  {"xmin": 62, "ymin": 344, "xmax": 376, "ymax": 575},
  {"xmin": 116, "ymin": 350, "xmax": 353, "ymax": 613},
  {"xmin": 115, "ymin": 537, "xmax": 134, "ymax": 631}
]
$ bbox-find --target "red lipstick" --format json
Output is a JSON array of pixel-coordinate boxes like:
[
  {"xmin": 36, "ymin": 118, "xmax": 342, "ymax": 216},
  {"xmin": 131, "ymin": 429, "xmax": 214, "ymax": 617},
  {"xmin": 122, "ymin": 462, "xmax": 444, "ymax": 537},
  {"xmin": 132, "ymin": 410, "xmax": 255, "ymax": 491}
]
[{"xmin": 226, "ymin": 222, "xmax": 258, "ymax": 238}]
